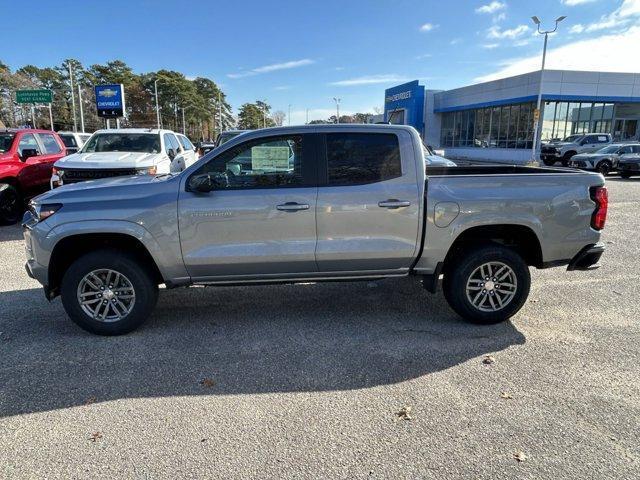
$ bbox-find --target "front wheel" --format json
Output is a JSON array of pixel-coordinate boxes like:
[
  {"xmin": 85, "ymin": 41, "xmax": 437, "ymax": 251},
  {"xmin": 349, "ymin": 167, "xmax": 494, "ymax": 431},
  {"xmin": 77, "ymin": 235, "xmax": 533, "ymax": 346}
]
[
  {"xmin": 620, "ymin": 172, "xmax": 632, "ymax": 179},
  {"xmin": 443, "ymin": 245, "xmax": 531, "ymax": 324},
  {"xmin": 596, "ymin": 160, "xmax": 612, "ymax": 176},
  {"xmin": 0, "ymin": 183, "xmax": 22, "ymax": 225},
  {"xmin": 61, "ymin": 250, "xmax": 159, "ymax": 335}
]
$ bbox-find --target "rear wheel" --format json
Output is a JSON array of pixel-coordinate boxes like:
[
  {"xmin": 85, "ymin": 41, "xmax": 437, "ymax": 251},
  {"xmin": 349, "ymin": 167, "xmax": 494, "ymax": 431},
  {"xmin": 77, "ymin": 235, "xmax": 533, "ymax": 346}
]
[
  {"xmin": 0, "ymin": 183, "xmax": 22, "ymax": 225},
  {"xmin": 443, "ymin": 245, "xmax": 531, "ymax": 324},
  {"xmin": 61, "ymin": 250, "xmax": 159, "ymax": 335},
  {"xmin": 620, "ymin": 172, "xmax": 632, "ymax": 179}
]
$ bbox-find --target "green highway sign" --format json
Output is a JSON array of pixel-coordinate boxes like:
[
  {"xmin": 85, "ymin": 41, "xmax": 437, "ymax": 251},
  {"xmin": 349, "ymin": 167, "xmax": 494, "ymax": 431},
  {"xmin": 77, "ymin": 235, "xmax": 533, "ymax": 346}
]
[{"xmin": 16, "ymin": 89, "xmax": 53, "ymax": 104}]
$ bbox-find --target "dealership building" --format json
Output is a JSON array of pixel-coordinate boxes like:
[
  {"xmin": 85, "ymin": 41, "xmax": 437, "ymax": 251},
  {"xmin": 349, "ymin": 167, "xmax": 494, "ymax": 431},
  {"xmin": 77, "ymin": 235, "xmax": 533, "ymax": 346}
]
[{"xmin": 383, "ymin": 70, "xmax": 640, "ymax": 163}]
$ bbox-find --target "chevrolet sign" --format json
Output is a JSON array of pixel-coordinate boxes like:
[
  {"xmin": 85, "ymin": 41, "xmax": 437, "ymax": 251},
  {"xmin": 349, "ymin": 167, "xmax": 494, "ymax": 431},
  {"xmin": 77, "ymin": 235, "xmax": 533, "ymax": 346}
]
[
  {"xmin": 385, "ymin": 91, "xmax": 411, "ymax": 103},
  {"xmin": 94, "ymin": 84, "xmax": 125, "ymax": 118}
]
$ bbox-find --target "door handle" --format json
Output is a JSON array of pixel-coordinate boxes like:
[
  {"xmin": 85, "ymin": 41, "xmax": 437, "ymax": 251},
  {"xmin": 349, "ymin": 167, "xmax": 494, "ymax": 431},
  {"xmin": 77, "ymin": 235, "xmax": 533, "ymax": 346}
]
[
  {"xmin": 276, "ymin": 202, "xmax": 310, "ymax": 211},
  {"xmin": 378, "ymin": 199, "xmax": 411, "ymax": 209}
]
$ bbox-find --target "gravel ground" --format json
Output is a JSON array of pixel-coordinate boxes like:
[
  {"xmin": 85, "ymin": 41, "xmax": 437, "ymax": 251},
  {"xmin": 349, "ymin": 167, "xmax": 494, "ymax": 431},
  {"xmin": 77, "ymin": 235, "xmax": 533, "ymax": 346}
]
[{"xmin": 0, "ymin": 178, "xmax": 639, "ymax": 479}]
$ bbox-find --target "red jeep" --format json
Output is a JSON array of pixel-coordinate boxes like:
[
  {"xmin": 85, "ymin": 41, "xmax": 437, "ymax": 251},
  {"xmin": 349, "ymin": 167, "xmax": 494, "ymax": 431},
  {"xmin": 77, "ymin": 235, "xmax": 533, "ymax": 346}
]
[{"xmin": 0, "ymin": 129, "xmax": 68, "ymax": 224}]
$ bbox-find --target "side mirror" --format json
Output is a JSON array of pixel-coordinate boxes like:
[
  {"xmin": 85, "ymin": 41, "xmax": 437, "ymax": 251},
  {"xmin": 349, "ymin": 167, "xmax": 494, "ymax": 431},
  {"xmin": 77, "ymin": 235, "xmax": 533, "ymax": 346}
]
[
  {"xmin": 167, "ymin": 148, "xmax": 176, "ymax": 160},
  {"xmin": 20, "ymin": 148, "xmax": 39, "ymax": 161},
  {"xmin": 188, "ymin": 173, "xmax": 213, "ymax": 193}
]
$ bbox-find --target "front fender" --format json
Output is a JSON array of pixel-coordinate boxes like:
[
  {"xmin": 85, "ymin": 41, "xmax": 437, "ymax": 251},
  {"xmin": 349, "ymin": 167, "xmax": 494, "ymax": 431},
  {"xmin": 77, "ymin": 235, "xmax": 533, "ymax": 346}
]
[{"xmin": 36, "ymin": 219, "xmax": 189, "ymax": 283}]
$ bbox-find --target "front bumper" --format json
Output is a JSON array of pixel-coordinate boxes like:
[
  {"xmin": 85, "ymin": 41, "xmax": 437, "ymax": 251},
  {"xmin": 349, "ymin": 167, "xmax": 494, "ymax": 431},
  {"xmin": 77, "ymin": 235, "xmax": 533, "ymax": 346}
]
[{"xmin": 567, "ymin": 243, "xmax": 605, "ymax": 271}]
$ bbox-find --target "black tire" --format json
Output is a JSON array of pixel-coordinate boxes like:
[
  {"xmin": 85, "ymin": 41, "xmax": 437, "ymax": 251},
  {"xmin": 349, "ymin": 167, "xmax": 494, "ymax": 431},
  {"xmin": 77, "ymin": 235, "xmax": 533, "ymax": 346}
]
[
  {"xmin": 596, "ymin": 160, "xmax": 612, "ymax": 176},
  {"xmin": 542, "ymin": 158, "xmax": 556, "ymax": 166},
  {"xmin": 620, "ymin": 172, "xmax": 631, "ymax": 179},
  {"xmin": 61, "ymin": 250, "xmax": 159, "ymax": 335},
  {"xmin": 0, "ymin": 183, "xmax": 22, "ymax": 225},
  {"xmin": 561, "ymin": 151, "xmax": 575, "ymax": 167},
  {"xmin": 443, "ymin": 245, "xmax": 531, "ymax": 325}
]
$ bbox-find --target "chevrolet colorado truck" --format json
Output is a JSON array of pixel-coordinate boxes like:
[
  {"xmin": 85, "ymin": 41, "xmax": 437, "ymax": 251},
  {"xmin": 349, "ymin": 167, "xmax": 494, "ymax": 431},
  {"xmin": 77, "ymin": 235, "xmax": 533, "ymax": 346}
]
[{"xmin": 23, "ymin": 125, "xmax": 608, "ymax": 335}]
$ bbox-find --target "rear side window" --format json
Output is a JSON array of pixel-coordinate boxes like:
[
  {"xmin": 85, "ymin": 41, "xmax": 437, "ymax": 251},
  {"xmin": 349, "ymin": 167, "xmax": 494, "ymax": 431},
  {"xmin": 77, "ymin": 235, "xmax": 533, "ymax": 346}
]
[
  {"xmin": 326, "ymin": 133, "xmax": 401, "ymax": 186},
  {"xmin": 178, "ymin": 135, "xmax": 194, "ymax": 150},
  {"xmin": 59, "ymin": 134, "xmax": 77, "ymax": 148},
  {"xmin": 632, "ymin": 146, "xmax": 640, "ymax": 153},
  {"xmin": 596, "ymin": 135, "xmax": 609, "ymax": 143},
  {"xmin": 38, "ymin": 133, "xmax": 62, "ymax": 154}
]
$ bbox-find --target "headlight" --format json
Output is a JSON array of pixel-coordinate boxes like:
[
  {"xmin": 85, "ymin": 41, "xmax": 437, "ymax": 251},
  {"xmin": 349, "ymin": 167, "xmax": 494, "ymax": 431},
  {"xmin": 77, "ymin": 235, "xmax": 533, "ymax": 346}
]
[
  {"xmin": 136, "ymin": 166, "xmax": 157, "ymax": 175},
  {"xmin": 28, "ymin": 201, "xmax": 62, "ymax": 222}
]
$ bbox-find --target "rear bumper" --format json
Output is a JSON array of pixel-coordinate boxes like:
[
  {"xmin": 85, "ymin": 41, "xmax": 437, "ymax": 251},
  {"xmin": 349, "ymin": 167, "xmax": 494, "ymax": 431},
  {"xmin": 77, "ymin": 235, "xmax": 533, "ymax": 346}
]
[{"xmin": 567, "ymin": 243, "xmax": 605, "ymax": 271}]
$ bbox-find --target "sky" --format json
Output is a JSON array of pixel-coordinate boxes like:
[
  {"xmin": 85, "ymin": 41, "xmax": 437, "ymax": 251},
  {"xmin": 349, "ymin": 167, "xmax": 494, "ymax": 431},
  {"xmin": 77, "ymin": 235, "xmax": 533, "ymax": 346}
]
[{"xmin": 0, "ymin": 0, "xmax": 637, "ymax": 124}]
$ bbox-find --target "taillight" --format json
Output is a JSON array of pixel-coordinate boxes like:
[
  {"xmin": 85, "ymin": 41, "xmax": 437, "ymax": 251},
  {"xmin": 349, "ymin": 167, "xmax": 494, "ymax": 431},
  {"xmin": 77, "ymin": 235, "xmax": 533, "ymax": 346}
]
[{"xmin": 590, "ymin": 186, "xmax": 608, "ymax": 230}]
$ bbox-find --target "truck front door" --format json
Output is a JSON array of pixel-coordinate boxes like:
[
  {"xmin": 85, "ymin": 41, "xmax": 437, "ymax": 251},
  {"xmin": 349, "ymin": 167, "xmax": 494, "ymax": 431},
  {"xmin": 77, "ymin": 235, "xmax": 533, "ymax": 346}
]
[
  {"xmin": 315, "ymin": 131, "xmax": 421, "ymax": 272},
  {"xmin": 178, "ymin": 134, "xmax": 318, "ymax": 279}
]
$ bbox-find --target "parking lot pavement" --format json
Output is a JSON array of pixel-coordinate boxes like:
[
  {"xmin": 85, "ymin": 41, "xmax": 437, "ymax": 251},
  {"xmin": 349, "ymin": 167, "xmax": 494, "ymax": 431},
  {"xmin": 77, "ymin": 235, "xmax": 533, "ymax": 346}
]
[{"xmin": 1, "ymin": 180, "xmax": 639, "ymax": 479}]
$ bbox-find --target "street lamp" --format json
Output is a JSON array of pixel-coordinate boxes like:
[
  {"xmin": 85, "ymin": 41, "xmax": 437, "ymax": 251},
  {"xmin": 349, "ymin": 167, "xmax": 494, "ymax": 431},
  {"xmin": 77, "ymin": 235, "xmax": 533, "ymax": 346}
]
[
  {"xmin": 530, "ymin": 15, "xmax": 566, "ymax": 164},
  {"xmin": 288, "ymin": 104, "xmax": 292, "ymax": 126},
  {"xmin": 333, "ymin": 97, "xmax": 341, "ymax": 124}
]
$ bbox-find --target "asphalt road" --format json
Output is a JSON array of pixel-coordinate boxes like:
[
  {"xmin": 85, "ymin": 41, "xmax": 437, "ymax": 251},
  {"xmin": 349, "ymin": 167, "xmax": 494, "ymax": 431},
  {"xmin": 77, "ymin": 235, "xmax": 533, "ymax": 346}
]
[{"xmin": 1, "ymin": 178, "xmax": 639, "ymax": 479}]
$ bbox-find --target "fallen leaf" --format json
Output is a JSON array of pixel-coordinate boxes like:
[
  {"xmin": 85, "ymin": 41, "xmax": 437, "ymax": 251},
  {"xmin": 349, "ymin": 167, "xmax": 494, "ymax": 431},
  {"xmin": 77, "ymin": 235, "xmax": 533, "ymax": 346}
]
[
  {"xmin": 613, "ymin": 291, "xmax": 622, "ymax": 296},
  {"xmin": 482, "ymin": 355, "xmax": 495, "ymax": 365},
  {"xmin": 89, "ymin": 431, "xmax": 103, "ymax": 442},
  {"xmin": 513, "ymin": 451, "xmax": 527, "ymax": 462},
  {"xmin": 395, "ymin": 406, "xmax": 412, "ymax": 421},
  {"xmin": 85, "ymin": 396, "xmax": 97, "ymax": 405},
  {"xmin": 500, "ymin": 392, "xmax": 513, "ymax": 400},
  {"xmin": 200, "ymin": 378, "xmax": 215, "ymax": 388}
]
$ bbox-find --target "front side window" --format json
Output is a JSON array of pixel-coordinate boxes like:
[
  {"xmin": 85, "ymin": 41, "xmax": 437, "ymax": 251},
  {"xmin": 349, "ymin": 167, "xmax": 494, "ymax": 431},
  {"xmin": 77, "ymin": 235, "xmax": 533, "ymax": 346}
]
[
  {"xmin": 38, "ymin": 133, "xmax": 62, "ymax": 154},
  {"xmin": 326, "ymin": 133, "xmax": 401, "ymax": 186},
  {"xmin": 17, "ymin": 134, "xmax": 41, "ymax": 156},
  {"xmin": 195, "ymin": 135, "xmax": 304, "ymax": 189},
  {"xmin": 82, "ymin": 133, "xmax": 161, "ymax": 153}
]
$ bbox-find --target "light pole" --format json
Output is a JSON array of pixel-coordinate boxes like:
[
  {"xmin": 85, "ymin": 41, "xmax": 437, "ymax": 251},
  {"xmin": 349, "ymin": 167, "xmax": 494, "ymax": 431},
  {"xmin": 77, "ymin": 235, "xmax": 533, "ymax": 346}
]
[
  {"xmin": 68, "ymin": 63, "xmax": 78, "ymax": 132},
  {"xmin": 154, "ymin": 79, "xmax": 161, "ymax": 129},
  {"xmin": 530, "ymin": 15, "xmax": 566, "ymax": 164},
  {"xmin": 333, "ymin": 97, "xmax": 341, "ymax": 124},
  {"xmin": 288, "ymin": 104, "xmax": 291, "ymax": 126}
]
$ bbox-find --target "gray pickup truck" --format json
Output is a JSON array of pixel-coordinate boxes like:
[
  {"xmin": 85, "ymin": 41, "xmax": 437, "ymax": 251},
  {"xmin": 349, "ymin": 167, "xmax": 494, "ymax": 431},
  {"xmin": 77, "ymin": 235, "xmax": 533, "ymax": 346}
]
[{"xmin": 23, "ymin": 125, "xmax": 608, "ymax": 335}]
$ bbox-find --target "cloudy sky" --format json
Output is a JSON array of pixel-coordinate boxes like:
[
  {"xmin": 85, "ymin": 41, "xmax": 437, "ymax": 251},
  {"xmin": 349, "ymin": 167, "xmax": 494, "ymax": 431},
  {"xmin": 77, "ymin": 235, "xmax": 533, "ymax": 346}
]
[{"xmin": 1, "ymin": 0, "xmax": 637, "ymax": 124}]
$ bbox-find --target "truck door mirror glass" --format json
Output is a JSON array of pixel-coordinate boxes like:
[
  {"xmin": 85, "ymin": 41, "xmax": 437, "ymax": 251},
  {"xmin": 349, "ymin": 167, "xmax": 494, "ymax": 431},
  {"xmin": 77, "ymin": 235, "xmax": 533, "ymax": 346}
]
[
  {"xmin": 188, "ymin": 173, "xmax": 213, "ymax": 193},
  {"xmin": 20, "ymin": 148, "xmax": 39, "ymax": 161},
  {"xmin": 167, "ymin": 148, "xmax": 176, "ymax": 160}
]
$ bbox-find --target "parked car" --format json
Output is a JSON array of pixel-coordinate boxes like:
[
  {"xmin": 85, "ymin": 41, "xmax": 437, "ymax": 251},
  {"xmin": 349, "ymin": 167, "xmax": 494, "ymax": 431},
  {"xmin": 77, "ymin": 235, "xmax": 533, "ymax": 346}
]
[
  {"xmin": 175, "ymin": 133, "xmax": 199, "ymax": 169},
  {"xmin": 424, "ymin": 144, "xmax": 457, "ymax": 167},
  {"xmin": 568, "ymin": 143, "xmax": 640, "ymax": 175},
  {"xmin": 541, "ymin": 133, "xmax": 612, "ymax": 166},
  {"xmin": 617, "ymin": 153, "xmax": 640, "ymax": 178},
  {"xmin": 196, "ymin": 141, "xmax": 216, "ymax": 157},
  {"xmin": 0, "ymin": 128, "xmax": 67, "ymax": 224},
  {"xmin": 50, "ymin": 128, "xmax": 191, "ymax": 188},
  {"xmin": 24, "ymin": 124, "xmax": 607, "ymax": 335},
  {"xmin": 57, "ymin": 131, "xmax": 92, "ymax": 155},
  {"xmin": 215, "ymin": 129, "xmax": 249, "ymax": 147}
]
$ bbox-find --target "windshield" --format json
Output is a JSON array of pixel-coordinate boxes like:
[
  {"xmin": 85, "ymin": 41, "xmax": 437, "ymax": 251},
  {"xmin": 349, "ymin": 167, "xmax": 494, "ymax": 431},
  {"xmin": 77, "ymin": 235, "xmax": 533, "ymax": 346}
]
[
  {"xmin": 596, "ymin": 145, "xmax": 621, "ymax": 154},
  {"xmin": 81, "ymin": 133, "xmax": 161, "ymax": 153},
  {"xmin": 564, "ymin": 134, "xmax": 583, "ymax": 143},
  {"xmin": 0, "ymin": 133, "xmax": 15, "ymax": 153}
]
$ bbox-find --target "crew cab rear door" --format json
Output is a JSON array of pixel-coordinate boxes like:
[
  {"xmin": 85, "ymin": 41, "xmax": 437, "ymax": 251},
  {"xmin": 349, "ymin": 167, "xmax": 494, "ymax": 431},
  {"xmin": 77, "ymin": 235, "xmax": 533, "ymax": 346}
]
[
  {"xmin": 315, "ymin": 130, "xmax": 421, "ymax": 272},
  {"xmin": 178, "ymin": 133, "xmax": 318, "ymax": 279}
]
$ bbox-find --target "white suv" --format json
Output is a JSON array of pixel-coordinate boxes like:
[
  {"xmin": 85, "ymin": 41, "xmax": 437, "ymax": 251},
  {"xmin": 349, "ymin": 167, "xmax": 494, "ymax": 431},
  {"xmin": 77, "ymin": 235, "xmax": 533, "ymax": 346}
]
[
  {"xmin": 51, "ymin": 129, "xmax": 196, "ymax": 188},
  {"xmin": 541, "ymin": 133, "xmax": 612, "ymax": 166}
]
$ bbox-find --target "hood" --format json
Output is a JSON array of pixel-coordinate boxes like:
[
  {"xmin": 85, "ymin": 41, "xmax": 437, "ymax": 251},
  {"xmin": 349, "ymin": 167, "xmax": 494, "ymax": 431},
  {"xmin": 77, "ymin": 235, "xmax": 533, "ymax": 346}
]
[
  {"xmin": 54, "ymin": 151, "xmax": 163, "ymax": 169},
  {"xmin": 546, "ymin": 141, "xmax": 574, "ymax": 147},
  {"xmin": 34, "ymin": 173, "xmax": 174, "ymax": 202},
  {"xmin": 619, "ymin": 154, "xmax": 640, "ymax": 163}
]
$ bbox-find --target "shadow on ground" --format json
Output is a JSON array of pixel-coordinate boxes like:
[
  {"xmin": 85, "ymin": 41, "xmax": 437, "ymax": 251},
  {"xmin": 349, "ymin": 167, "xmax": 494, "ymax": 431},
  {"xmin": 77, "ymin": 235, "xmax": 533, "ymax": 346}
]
[
  {"xmin": 0, "ymin": 278, "xmax": 525, "ymax": 418},
  {"xmin": 0, "ymin": 224, "xmax": 23, "ymax": 242}
]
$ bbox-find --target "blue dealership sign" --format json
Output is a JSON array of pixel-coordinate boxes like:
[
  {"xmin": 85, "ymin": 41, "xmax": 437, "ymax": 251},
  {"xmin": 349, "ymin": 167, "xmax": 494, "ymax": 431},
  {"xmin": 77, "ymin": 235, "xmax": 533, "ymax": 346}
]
[
  {"xmin": 384, "ymin": 80, "xmax": 425, "ymax": 136},
  {"xmin": 94, "ymin": 84, "xmax": 125, "ymax": 118}
]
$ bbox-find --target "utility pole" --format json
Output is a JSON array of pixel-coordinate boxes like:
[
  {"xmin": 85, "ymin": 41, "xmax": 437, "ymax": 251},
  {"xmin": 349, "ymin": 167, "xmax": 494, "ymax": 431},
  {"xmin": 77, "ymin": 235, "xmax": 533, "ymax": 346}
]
[
  {"xmin": 333, "ymin": 97, "xmax": 341, "ymax": 124},
  {"xmin": 288, "ymin": 104, "xmax": 292, "ymax": 126},
  {"xmin": 78, "ymin": 85, "xmax": 85, "ymax": 133},
  {"xmin": 68, "ymin": 63, "xmax": 78, "ymax": 132},
  {"xmin": 262, "ymin": 100, "xmax": 267, "ymax": 128},
  {"xmin": 305, "ymin": 108, "xmax": 309, "ymax": 125},
  {"xmin": 530, "ymin": 15, "xmax": 566, "ymax": 165},
  {"xmin": 154, "ymin": 79, "xmax": 161, "ymax": 129},
  {"xmin": 218, "ymin": 90, "xmax": 222, "ymax": 134},
  {"xmin": 48, "ymin": 104, "xmax": 54, "ymax": 130},
  {"xmin": 182, "ymin": 107, "xmax": 186, "ymax": 135}
]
